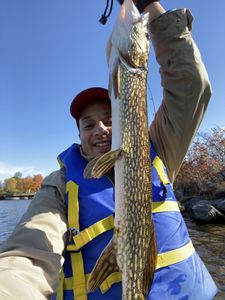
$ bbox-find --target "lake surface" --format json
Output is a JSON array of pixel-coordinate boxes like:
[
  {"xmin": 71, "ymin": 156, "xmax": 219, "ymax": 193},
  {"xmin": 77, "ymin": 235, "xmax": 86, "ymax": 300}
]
[
  {"xmin": 0, "ymin": 199, "xmax": 31, "ymax": 245},
  {"xmin": 0, "ymin": 199, "xmax": 224, "ymax": 299}
]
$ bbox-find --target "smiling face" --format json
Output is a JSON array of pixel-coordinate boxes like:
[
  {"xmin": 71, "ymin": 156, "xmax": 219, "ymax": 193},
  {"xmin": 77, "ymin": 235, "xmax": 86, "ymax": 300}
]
[{"xmin": 78, "ymin": 99, "xmax": 112, "ymax": 157}]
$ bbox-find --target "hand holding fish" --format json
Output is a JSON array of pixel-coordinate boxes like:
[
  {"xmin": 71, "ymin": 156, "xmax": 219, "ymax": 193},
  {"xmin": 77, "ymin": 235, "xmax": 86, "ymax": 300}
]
[{"xmin": 117, "ymin": 0, "xmax": 159, "ymax": 13}]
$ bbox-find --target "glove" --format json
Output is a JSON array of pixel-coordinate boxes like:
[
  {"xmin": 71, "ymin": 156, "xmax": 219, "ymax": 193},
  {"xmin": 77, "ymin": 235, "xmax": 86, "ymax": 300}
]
[{"xmin": 117, "ymin": 0, "xmax": 159, "ymax": 13}]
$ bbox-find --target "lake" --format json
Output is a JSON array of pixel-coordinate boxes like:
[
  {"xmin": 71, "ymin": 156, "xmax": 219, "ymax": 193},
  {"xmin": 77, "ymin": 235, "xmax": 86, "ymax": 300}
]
[{"xmin": 0, "ymin": 199, "xmax": 224, "ymax": 299}]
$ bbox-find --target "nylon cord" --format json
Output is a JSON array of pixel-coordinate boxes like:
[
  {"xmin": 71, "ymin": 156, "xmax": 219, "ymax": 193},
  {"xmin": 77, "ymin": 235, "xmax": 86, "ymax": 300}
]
[{"xmin": 99, "ymin": 0, "xmax": 114, "ymax": 25}]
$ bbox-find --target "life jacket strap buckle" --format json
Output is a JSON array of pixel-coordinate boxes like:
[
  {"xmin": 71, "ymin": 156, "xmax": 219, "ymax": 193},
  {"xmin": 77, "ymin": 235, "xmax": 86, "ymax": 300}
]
[{"xmin": 67, "ymin": 227, "xmax": 80, "ymax": 244}]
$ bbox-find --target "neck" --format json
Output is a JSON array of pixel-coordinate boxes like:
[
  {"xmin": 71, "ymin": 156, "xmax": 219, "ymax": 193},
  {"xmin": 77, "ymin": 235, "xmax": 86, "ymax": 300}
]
[{"xmin": 79, "ymin": 145, "xmax": 95, "ymax": 162}]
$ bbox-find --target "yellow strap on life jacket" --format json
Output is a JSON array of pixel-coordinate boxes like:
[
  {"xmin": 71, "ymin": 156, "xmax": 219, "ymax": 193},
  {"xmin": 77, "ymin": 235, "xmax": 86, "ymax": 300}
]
[
  {"xmin": 57, "ymin": 157, "xmax": 64, "ymax": 169},
  {"xmin": 71, "ymin": 252, "xmax": 87, "ymax": 300},
  {"xmin": 98, "ymin": 272, "xmax": 122, "ymax": 294},
  {"xmin": 152, "ymin": 156, "xmax": 169, "ymax": 184},
  {"xmin": 64, "ymin": 272, "xmax": 122, "ymax": 294},
  {"xmin": 67, "ymin": 180, "xmax": 79, "ymax": 229},
  {"xmin": 67, "ymin": 214, "xmax": 114, "ymax": 251},
  {"xmin": 61, "ymin": 179, "xmax": 182, "ymax": 298},
  {"xmin": 67, "ymin": 201, "xmax": 179, "ymax": 253},
  {"xmin": 63, "ymin": 241, "xmax": 195, "ymax": 294},
  {"xmin": 152, "ymin": 201, "xmax": 180, "ymax": 213},
  {"xmin": 66, "ymin": 202, "xmax": 179, "ymax": 252},
  {"xmin": 56, "ymin": 269, "xmax": 65, "ymax": 300},
  {"xmin": 66, "ymin": 180, "xmax": 87, "ymax": 300},
  {"xmin": 156, "ymin": 240, "xmax": 195, "ymax": 269}
]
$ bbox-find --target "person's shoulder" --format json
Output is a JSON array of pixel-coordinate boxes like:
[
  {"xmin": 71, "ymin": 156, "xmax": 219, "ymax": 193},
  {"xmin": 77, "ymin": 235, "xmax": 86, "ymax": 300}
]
[{"xmin": 42, "ymin": 168, "xmax": 66, "ymax": 196}]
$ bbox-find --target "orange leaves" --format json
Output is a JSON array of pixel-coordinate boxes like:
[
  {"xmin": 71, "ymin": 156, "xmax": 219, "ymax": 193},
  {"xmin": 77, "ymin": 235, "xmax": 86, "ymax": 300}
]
[
  {"xmin": 4, "ymin": 174, "xmax": 43, "ymax": 194},
  {"xmin": 32, "ymin": 175, "xmax": 43, "ymax": 191},
  {"xmin": 174, "ymin": 127, "xmax": 225, "ymax": 197}
]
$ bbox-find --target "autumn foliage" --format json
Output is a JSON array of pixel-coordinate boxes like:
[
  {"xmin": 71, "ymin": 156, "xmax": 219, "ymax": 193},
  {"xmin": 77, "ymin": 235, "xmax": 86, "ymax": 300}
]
[
  {"xmin": 3, "ymin": 174, "xmax": 43, "ymax": 194},
  {"xmin": 174, "ymin": 127, "xmax": 225, "ymax": 198}
]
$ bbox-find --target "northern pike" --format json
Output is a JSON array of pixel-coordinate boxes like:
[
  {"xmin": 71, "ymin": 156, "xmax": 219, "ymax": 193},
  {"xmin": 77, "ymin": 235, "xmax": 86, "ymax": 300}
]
[{"xmin": 84, "ymin": 0, "xmax": 157, "ymax": 298}]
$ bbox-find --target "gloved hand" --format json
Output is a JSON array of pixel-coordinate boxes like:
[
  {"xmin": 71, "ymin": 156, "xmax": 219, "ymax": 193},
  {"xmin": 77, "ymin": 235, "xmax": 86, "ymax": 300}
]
[{"xmin": 117, "ymin": 0, "xmax": 159, "ymax": 13}]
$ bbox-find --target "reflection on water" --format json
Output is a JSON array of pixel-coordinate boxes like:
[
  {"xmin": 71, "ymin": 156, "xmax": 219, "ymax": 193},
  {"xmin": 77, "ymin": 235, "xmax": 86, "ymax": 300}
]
[
  {"xmin": 185, "ymin": 218, "xmax": 225, "ymax": 299},
  {"xmin": 0, "ymin": 200, "xmax": 224, "ymax": 298}
]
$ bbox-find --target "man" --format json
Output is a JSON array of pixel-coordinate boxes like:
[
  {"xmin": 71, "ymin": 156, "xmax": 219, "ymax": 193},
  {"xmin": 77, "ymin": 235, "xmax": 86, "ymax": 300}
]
[{"xmin": 0, "ymin": 1, "xmax": 218, "ymax": 299}]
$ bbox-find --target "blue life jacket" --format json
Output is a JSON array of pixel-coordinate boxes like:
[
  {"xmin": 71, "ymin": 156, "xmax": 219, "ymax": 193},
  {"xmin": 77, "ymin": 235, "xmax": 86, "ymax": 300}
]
[{"xmin": 54, "ymin": 143, "xmax": 217, "ymax": 300}]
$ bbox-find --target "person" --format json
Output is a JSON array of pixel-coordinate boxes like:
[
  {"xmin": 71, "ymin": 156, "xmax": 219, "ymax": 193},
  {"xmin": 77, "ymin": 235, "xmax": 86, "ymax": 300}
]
[{"xmin": 0, "ymin": 1, "xmax": 218, "ymax": 299}]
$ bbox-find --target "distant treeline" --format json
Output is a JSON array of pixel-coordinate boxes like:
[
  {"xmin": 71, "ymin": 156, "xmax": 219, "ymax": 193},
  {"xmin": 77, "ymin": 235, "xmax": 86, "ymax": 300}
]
[
  {"xmin": 1, "ymin": 127, "xmax": 224, "ymax": 199},
  {"xmin": 174, "ymin": 127, "xmax": 225, "ymax": 199},
  {"xmin": 0, "ymin": 172, "xmax": 43, "ymax": 196}
]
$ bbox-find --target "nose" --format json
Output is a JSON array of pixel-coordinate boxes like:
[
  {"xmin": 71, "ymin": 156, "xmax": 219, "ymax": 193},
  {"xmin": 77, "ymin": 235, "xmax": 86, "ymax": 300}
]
[{"xmin": 94, "ymin": 121, "xmax": 109, "ymax": 136}]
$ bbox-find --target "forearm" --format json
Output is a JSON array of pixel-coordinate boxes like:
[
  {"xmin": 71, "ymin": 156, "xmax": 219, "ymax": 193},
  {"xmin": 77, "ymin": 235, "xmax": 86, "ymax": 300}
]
[
  {"xmin": 0, "ymin": 169, "xmax": 67, "ymax": 299},
  {"xmin": 143, "ymin": 1, "xmax": 166, "ymax": 23},
  {"xmin": 148, "ymin": 9, "xmax": 212, "ymax": 183}
]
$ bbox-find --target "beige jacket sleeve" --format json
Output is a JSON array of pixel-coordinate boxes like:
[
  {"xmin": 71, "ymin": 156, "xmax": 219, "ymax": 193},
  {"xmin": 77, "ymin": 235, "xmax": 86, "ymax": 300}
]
[
  {"xmin": 0, "ymin": 169, "xmax": 67, "ymax": 300},
  {"xmin": 149, "ymin": 9, "xmax": 212, "ymax": 183}
]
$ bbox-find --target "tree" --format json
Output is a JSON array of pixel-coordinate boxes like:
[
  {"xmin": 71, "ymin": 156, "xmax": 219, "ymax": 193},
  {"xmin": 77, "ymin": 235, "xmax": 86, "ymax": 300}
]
[
  {"xmin": 22, "ymin": 176, "xmax": 33, "ymax": 193},
  {"xmin": 31, "ymin": 174, "xmax": 43, "ymax": 191},
  {"xmin": 16, "ymin": 178, "xmax": 24, "ymax": 193},
  {"xmin": 174, "ymin": 127, "xmax": 225, "ymax": 198},
  {"xmin": 4, "ymin": 178, "xmax": 17, "ymax": 193},
  {"xmin": 1, "ymin": 173, "xmax": 44, "ymax": 195},
  {"xmin": 14, "ymin": 171, "xmax": 22, "ymax": 179}
]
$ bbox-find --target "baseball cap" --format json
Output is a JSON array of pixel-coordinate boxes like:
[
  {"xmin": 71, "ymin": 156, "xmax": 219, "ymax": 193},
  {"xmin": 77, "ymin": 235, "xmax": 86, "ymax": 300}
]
[{"xmin": 70, "ymin": 87, "xmax": 110, "ymax": 123}]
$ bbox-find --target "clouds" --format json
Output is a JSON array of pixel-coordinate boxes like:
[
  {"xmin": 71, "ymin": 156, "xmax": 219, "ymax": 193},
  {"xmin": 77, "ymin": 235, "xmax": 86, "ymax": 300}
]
[{"xmin": 0, "ymin": 161, "xmax": 47, "ymax": 182}]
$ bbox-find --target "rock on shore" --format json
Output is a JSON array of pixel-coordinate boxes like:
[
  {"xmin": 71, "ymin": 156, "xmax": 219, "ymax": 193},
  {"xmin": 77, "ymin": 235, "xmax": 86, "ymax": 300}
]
[{"xmin": 176, "ymin": 194, "xmax": 225, "ymax": 224}]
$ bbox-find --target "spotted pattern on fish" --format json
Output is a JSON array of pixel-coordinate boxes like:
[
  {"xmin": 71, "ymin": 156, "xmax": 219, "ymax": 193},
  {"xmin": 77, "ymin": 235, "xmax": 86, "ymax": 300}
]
[
  {"xmin": 85, "ymin": 5, "xmax": 157, "ymax": 300},
  {"xmin": 114, "ymin": 15, "xmax": 157, "ymax": 300}
]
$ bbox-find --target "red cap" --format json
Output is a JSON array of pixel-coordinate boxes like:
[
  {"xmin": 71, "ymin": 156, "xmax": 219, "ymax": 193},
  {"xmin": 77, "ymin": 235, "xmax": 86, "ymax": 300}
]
[{"xmin": 70, "ymin": 87, "xmax": 110, "ymax": 122}]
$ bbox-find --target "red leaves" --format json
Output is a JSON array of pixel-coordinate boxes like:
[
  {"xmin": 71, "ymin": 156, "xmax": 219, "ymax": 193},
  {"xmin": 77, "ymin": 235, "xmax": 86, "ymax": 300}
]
[
  {"xmin": 174, "ymin": 127, "xmax": 225, "ymax": 197},
  {"xmin": 4, "ymin": 174, "xmax": 43, "ymax": 194}
]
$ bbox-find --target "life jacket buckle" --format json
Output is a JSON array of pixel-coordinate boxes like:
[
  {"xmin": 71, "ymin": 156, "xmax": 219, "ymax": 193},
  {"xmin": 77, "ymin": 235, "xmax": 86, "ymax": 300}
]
[{"xmin": 67, "ymin": 227, "xmax": 79, "ymax": 245}]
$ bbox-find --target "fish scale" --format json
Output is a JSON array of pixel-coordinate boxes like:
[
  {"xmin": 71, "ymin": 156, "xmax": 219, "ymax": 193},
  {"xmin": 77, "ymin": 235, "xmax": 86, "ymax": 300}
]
[
  {"xmin": 85, "ymin": 0, "xmax": 157, "ymax": 299},
  {"xmin": 120, "ymin": 64, "xmax": 153, "ymax": 297}
]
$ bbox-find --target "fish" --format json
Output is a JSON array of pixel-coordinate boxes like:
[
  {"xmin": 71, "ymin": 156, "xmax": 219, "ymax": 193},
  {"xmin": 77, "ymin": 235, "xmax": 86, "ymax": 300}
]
[{"xmin": 84, "ymin": 0, "xmax": 157, "ymax": 298}]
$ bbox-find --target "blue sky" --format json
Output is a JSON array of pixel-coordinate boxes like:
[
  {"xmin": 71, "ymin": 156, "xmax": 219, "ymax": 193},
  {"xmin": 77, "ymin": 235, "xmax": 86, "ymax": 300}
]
[{"xmin": 0, "ymin": 0, "xmax": 224, "ymax": 181}]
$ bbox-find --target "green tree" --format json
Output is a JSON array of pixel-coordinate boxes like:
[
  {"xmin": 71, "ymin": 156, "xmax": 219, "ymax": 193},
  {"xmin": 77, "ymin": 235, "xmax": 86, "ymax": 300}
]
[
  {"xmin": 4, "ymin": 178, "xmax": 17, "ymax": 193},
  {"xmin": 14, "ymin": 171, "xmax": 22, "ymax": 179},
  {"xmin": 16, "ymin": 178, "xmax": 24, "ymax": 193}
]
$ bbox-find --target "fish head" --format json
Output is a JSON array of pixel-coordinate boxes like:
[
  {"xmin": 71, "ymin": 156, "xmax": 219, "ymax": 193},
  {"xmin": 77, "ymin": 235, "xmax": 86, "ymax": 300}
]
[
  {"xmin": 107, "ymin": 0, "xmax": 150, "ymax": 99},
  {"xmin": 127, "ymin": 13, "xmax": 150, "ymax": 69}
]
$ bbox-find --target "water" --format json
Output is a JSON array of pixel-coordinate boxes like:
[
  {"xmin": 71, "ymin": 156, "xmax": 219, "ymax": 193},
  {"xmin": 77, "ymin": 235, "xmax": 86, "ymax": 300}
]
[
  {"xmin": 0, "ymin": 200, "xmax": 224, "ymax": 299},
  {"xmin": 184, "ymin": 218, "xmax": 225, "ymax": 299},
  {"xmin": 0, "ymin": 199, "xmax": 31, "ymax": 245}
]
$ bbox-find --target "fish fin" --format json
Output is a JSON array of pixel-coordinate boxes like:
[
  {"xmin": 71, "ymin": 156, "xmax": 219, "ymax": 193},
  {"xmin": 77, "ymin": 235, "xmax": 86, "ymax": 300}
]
[
  {"xmin": 142, "ymin": 229, "xmax": 157, "ymax": 296},
  {"xmin": 83, "ymin": 155, "xmax": 102, "ymax": 179},
  {"xmin": 84, "ymin": 148, "xmax": 122, "ymax": 179},
  {"xmin": 87, "ymin": 236, "xmax": 119, "ymax": 292},
  {"xmin": 112, "ymin": 60, "xmax": 121, "ymax": 99}
]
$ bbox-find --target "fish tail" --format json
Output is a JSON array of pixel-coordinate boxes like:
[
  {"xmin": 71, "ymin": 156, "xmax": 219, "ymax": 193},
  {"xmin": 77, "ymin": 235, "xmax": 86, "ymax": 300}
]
[{"xmin": 87, "ymin": 235, "xmax": 119, "ymax": 292}]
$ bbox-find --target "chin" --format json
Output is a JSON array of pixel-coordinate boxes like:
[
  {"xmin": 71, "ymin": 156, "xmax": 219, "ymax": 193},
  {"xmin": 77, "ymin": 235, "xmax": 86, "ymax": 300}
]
[{"xmin": 95, "ymin": 147, "xmax": 110, "ymax": 155}]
